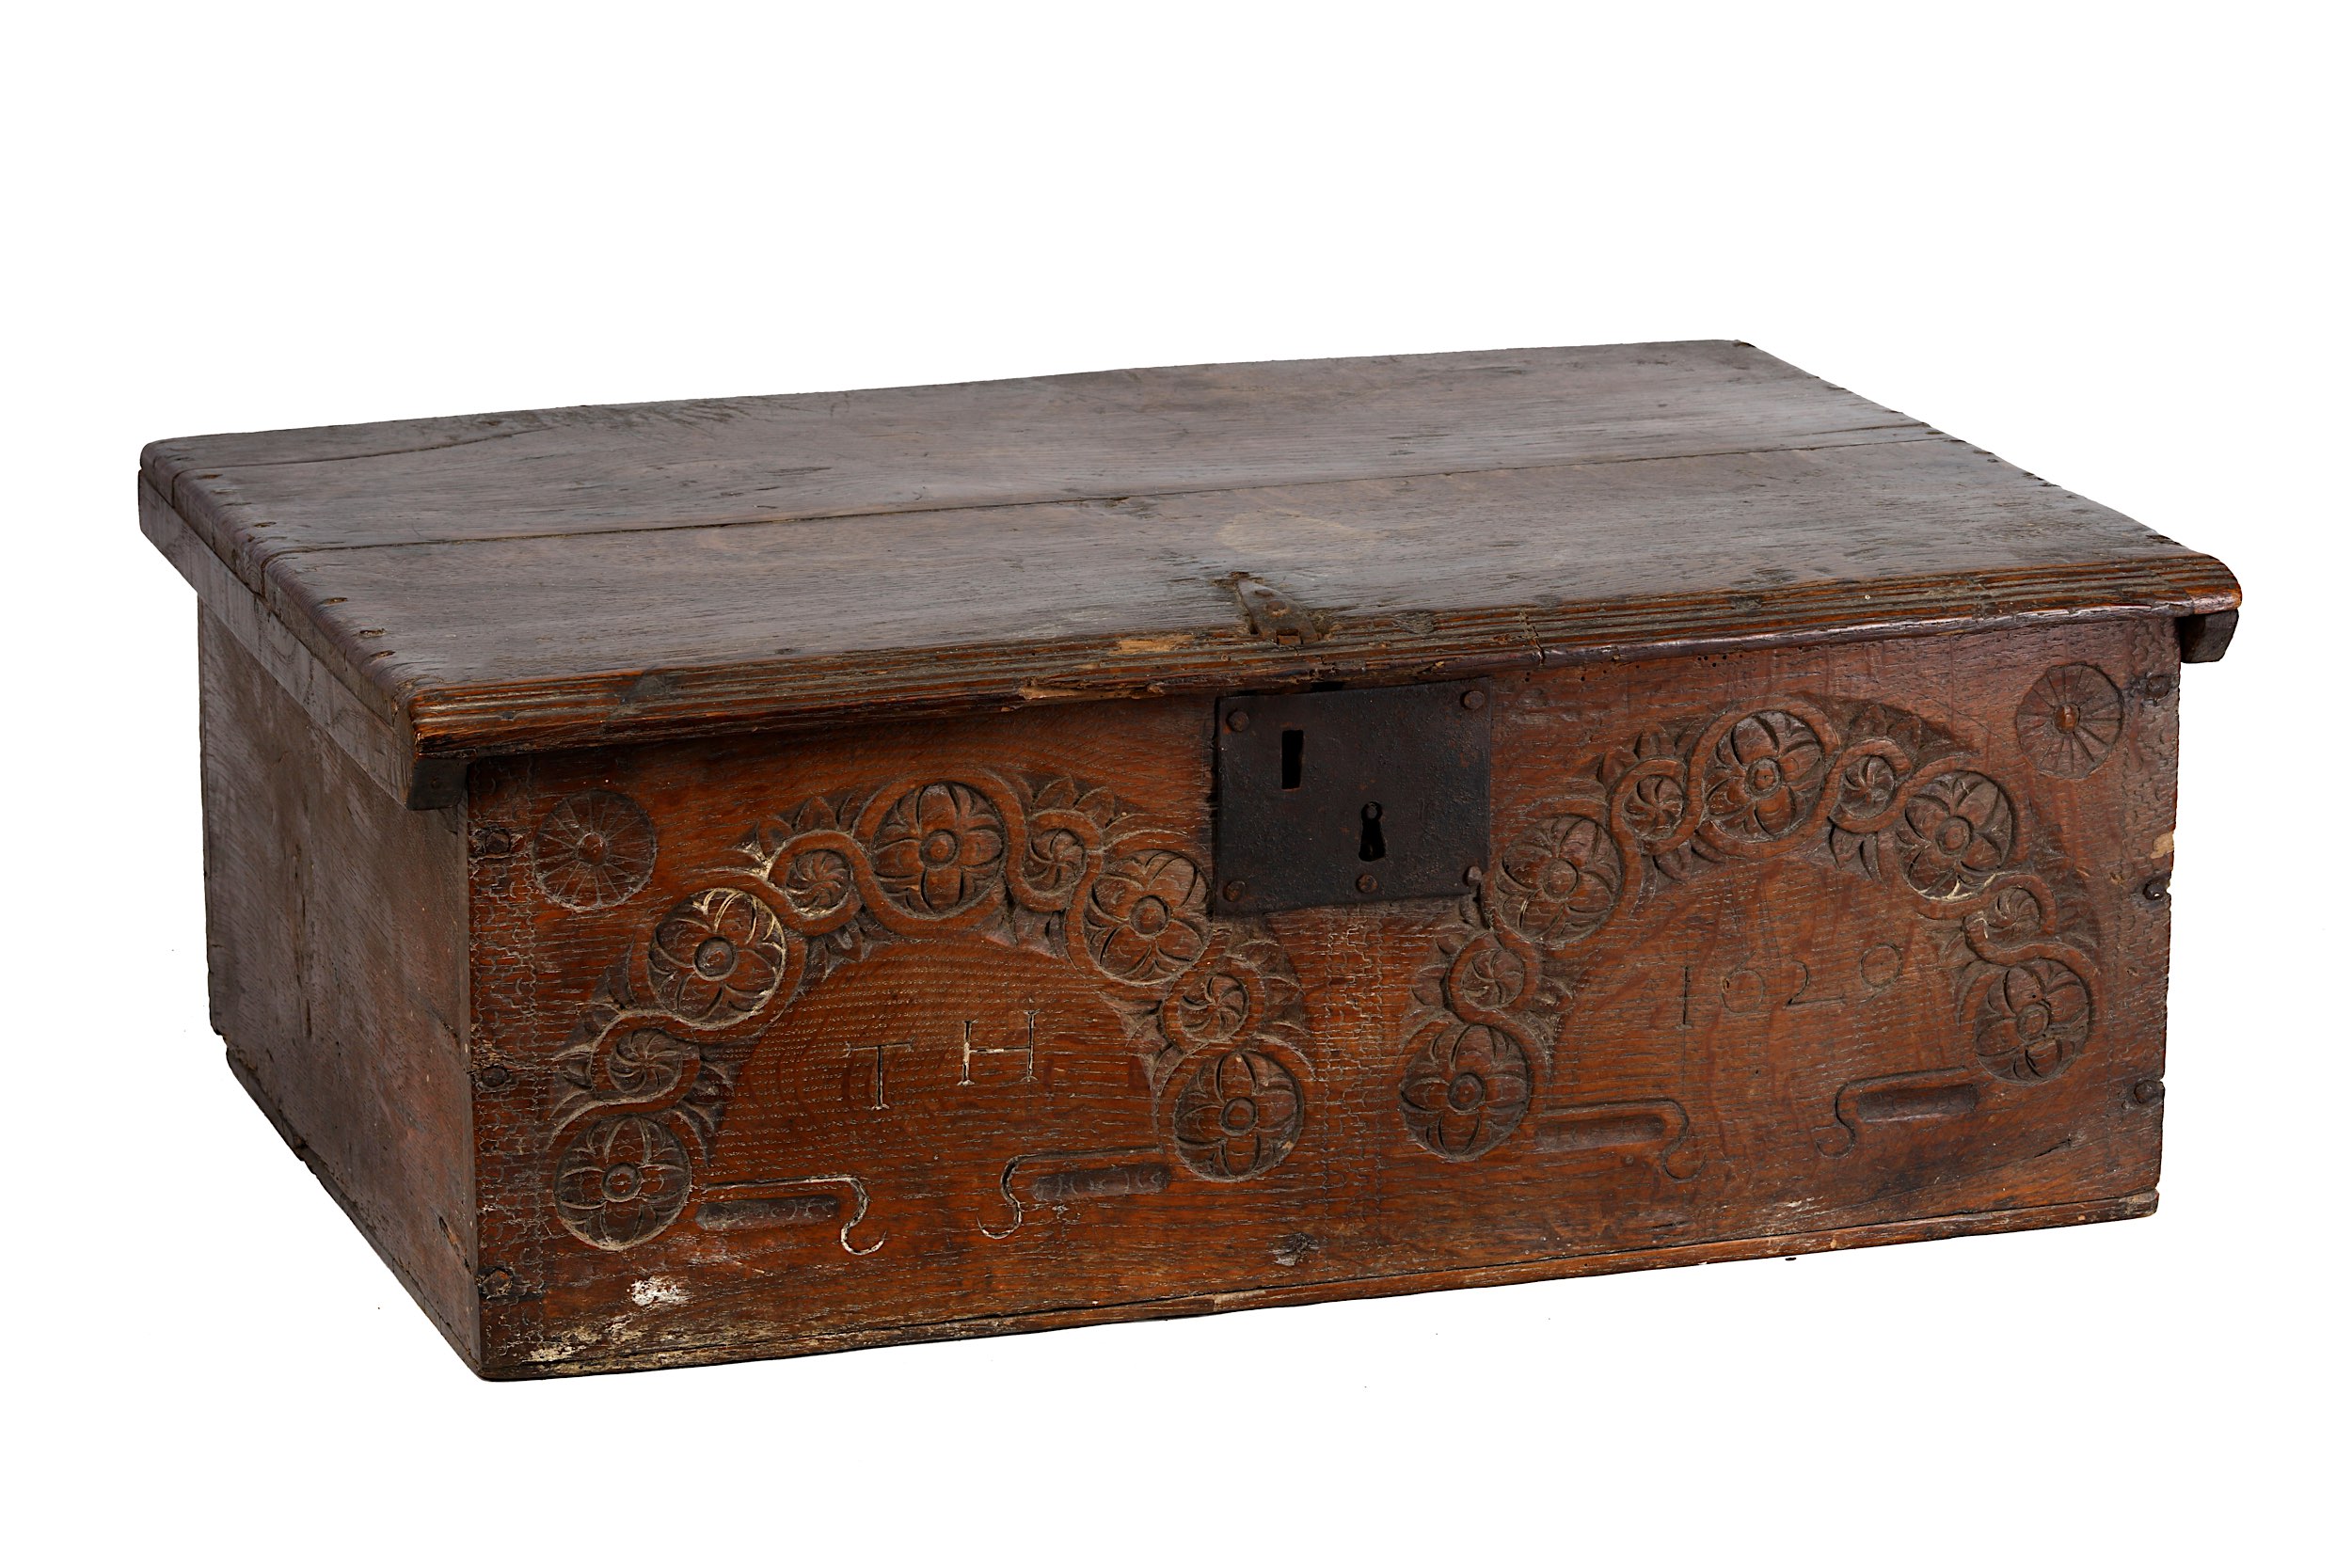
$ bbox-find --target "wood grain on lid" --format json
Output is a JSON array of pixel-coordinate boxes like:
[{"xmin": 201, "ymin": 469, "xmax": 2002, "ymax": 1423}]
[{"xmin": 138, "ymin": 341, "xmax": 2239, "ymax": 788}]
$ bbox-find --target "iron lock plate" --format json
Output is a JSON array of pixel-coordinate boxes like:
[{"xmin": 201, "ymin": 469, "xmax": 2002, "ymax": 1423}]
[{"xmin": 1213, "ymin": 680, "xmax": 1491, "ymax": 914}]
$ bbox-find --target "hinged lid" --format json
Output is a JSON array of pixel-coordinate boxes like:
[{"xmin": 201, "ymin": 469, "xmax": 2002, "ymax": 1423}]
[{"xmin": 139, "ymin": 341, "xmax": 2238, "ymax": 810}]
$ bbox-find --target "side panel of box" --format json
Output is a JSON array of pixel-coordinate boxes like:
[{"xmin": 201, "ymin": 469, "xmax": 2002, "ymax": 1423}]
[
  {"xmin": 198, "ymin": 610, "xmax": 479, "ymax": 1361},
  {"xmin": 467, "ymin": 618, "xmax": 2179, "ymax": 1376}
]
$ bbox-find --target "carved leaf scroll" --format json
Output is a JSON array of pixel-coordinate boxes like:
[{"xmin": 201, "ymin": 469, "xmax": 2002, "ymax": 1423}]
[
  {"xmin": 545, "ymin": 772, "xmax": 1314, "ymax": 1250},
  {"xmin": 1398, "ymin": 693, "xmax": 2105, "ymax": 1163}
]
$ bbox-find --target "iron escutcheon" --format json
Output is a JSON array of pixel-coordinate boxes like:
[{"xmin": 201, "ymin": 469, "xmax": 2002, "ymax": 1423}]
[{"xmin": 1214, "ymin": 680, "xmax": 1491, "ymax": 914}]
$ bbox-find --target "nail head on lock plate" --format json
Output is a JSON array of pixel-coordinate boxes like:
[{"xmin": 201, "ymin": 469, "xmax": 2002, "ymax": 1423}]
[{"xmin": 1356, "ymin": 873, "xmax": 1379, "ymax": 895}]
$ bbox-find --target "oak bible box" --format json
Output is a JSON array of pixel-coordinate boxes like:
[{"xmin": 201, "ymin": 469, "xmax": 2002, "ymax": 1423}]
[{"xmin": 141, "ymin": 343, "xmax": 2239, "ymax": 1378}]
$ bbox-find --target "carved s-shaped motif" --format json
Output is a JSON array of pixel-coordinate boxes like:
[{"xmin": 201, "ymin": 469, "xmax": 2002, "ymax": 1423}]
[
  {"xmin": 545, "ymin": 772, "xmax": 1315, "ymax": 1251},
  {"xmin": 1399, "ymin": 694, "xmax": 2104, "ymax": 1164}
]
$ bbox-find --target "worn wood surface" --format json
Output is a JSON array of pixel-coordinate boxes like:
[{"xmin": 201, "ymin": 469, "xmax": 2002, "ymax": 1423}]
[
  {"xmin": 151, "ymin": 483, "xmax": 461, "ymax": 806},
  {"xmin": 199, "ymin": 612, "xmax": 479, "ymax": 1356},
  {"xmin": 463, "ymin": 618, "xmax": 2178, "ymax": 1377},
  {"xmin": 151, "ymin": 346, "xmax": 2228, "ymax": 1376},
  {"xmin": 142, "ymin": 341, "xmax": 1931, "ymax": 564},
  {"xmin": 140, "ymin": 344, "xmax": 2238, "ymax": 805}
]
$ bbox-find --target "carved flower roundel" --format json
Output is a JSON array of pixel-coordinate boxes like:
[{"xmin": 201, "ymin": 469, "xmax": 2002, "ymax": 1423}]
[
  {"xmin": 871, "ymin": 782, "xmax": 1007, "ymax": 916},
  {"xmin": 1703, "ymin": 709, "xmax": 1828, "ymax": 842},
  {"xmin": 1082, "ymin": 850, "xmax": 1211, "ymax": 984},
  {"xmin": 1976, "ymin": 958, "xmax": 2093, "ymax": 1082},
  {"xmin": 1495, "ymin": 813, "xmax": 1620, "ymax": 948},
  {"xmin": 554, "ymin": 1115, "xmax": 692, "ymax": 1250},
  {"xmin": 646, "ymin": 887, "xmax": 792, "ymax": 1025},
  {"xmin": 1399, "ymin": 1022, "xmax": 1533, "ymax": 1161},
  {"xmin": 2015, "ymin": 663, "xmax": 2124, "ymax": 779},
  {"xmin": 1895, "ymin": 770, "xmax": 2015, "ymax": 899},
  {"xmin": 532, "ymin": 789, "xmax": 658, "ymax": 910},
  {"xmin": 1170, "ymin": 1047, "xmax": 1304, "ymax": 1180}
]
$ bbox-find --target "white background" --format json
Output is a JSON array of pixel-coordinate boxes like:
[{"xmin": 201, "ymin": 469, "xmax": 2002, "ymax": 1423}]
[{"xmin": 6, "ymin": 4, "xmax": 2343, "ymax": 1562}]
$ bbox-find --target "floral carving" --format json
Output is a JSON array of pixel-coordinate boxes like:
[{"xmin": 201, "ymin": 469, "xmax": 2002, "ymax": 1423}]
[
  {"xmin": 2016, "ymin": 663, "xmax": 2124, "ymax": 779},
  {"xmin": 532, "ymin": 790, "xmax": 658, "ymax": 910},
  {"xmin": 1493, "ymin": 814, "xmax": 1620, "ymax": 947},
  {"xmin": 1976, "ymin": 883, "xmax": 2049, "ymax": 950},
  {"xmin": 1400, "ymin": 1022, "xmax": 1533, "ymax": 1160},
  {"xmin": 1170, "ymin": 1047, "xmax": 1305, "ymax": 1180},
  {"xmin": 1081, "ymin": 850, "xmax": 1211, "ymax": 984},
  {"xmin": 1896, "ymin": 771, "xmax": 2015, "ymax": 898},
  {"xmin": 1619, "ymin": 768, "xmax": 1689, "ymax": 848},
  {"xmin": 779, "ymin": 847, "xmax": 856, "ymax": 925},
  {"xmin": 1975, "ymin": 958, "xmax": 2092, "ymax": 1081},
  {"xmin": 1022, "ymin": 822, "xmax": 1093, "ymax": 902},
  {"xmin": 603, "ymin": 1027, "xmax": 695, "ymax": 1100},
  {"xmin": 552, "ymin": 771, "xmax": 1318, "ymax": 1251},
  {"xmin": 1836, "ymin": 752, "xmax": 1900, "ymax": 820},
  {"xmin": 646, "ymin": 888, "xmax": 791, "ymax": 1025},
  {"xmin": 553, "ymin": 1116, "xmax": 691, "ymax": 1250},
  {"xmin": 871, "ymin": 782, "xmax": 1007, "ymax": 915},
  {"xmin": 1401, "ymin": 690, "xmax": 2106, "ymax": 1163},
  {"xmin": 1704, "ymin": 709, "xmax": 1829, "ymax": 841},
  {"xmin": 1451, "ymin": 932, "xmax": 1535, "ymax": 1017},
  {"xmin": 1168, "ymin": 966, "xmax": 1251, "ymax": 1048}
]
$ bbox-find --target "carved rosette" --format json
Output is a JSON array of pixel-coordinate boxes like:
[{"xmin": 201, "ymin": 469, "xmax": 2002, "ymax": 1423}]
[
  {"xmin": 1396, "ymin": 694, "xmax": 2105, "ymax": 1164},
  {"xmin": 1399, "ymin": 1021, "xmax": 1534, "ymax": 1161},
  {"xmin": 1974, "ymin": 957, "xmax": 2091, "ymax": 1081},
  {"xmin": 1700, "ymin": 707, "xmax": 1830, "ymax": 846},
  {"xmin": 545, "ymin": 772, "xmax": 1314, "ymax": 1249},
  {"xmin": 644, "ymin": 888, "xmax": 794, "ymax": 1025},
  {"xmin": 1170, "ymin": 1048, "xmax": 1306, "ymax": 1180},
  {"xmin": 1490, "ymin": 812, "xmax": 1619, "ymax": 948},
  {"xmin": 532, "ymin": 789, "xmax": 658, "ymax": 910},
  {"xmin": 552, "ymin": 1116, "xmax": 692, "ymax": 1249},
  {"xmin": 869, "ymin": 782, "xmax": 1007, "ymax": 917},
  {"xmin": 1892, "ymin": 771, "xmax": 2015, "ymax": 900},
  {"xmin": 2015, "ymin": 663, "xmax": 2125, "ymax": 779}
]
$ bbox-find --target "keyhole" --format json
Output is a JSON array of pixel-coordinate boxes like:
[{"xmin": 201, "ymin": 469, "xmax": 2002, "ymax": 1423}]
[
  {"xmin": 1280, "ymin": 729, "xmax": 1304, "ymax": 791},
  {"xmin": 1359, "ymin": 801, "xmax": 1387, "ymax": 862}
]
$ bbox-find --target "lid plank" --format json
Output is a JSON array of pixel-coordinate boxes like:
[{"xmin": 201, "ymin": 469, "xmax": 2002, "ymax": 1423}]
[
  {"xmin": 142, "ymin": 341, "xmax": 1918, "ymax": 573},
  {"xmin": 138, "ymin": 341, "xmax": 2238, "ymax": 804}
]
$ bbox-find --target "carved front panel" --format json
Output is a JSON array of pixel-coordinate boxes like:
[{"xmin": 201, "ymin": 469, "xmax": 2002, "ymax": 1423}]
[{"xmin": 466, "ymin": 619, "xmax": 2179, "ymax": 1372}]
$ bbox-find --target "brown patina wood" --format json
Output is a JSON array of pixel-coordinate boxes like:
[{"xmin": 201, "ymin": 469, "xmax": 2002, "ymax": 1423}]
[
  {"xmin": 142, "ymin": 343, "xmax": 2236, "ymax": 1376},
  {"xmin": 140, "ymin": 342, "xmax": 2234, "ymax": 806}
]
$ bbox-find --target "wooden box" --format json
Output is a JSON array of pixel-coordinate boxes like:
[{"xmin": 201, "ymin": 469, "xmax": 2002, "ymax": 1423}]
[{"xmin": 140, "ymin": 342, "xmax": 2240, "ymax": 1377}]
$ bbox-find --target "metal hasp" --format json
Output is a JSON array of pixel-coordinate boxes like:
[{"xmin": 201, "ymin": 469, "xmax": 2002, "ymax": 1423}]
[{"xmin": 1214, "ymin": 680, "xmax": 1491, "ymax": 914}]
